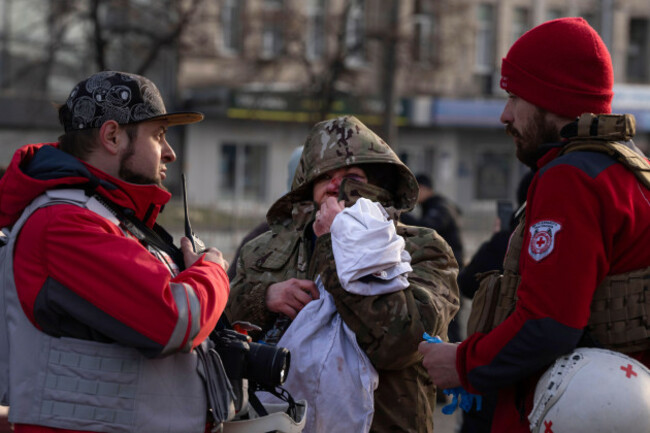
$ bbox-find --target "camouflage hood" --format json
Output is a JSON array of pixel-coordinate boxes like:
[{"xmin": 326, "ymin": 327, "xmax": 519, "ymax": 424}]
[{"xmin": 267, "ymin": 116, "xmax": 418, "ymax": 224}]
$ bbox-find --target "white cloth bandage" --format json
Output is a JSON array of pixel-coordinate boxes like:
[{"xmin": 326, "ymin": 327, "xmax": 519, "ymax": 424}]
[
  {"xmin": 330, "ymin": 198, "xmax": 412, "ymax": 295},
  {"xmin": 258, "ymin": 276, "xmax": 378, "ymax": 433}
]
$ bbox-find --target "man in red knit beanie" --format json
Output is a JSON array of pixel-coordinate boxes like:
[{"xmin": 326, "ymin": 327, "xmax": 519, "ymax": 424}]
[
  {"xmin": 500, "ymin": 17, "xmax": 613, "ymax": 119},
  {"xmin": 420, "ymin": 17, "xmax": 650, "ymax": 433}
]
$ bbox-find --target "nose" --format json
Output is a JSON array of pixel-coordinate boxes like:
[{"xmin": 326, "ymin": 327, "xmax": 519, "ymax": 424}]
[
  {"xmin": 326, "ymin": 176, "xmax": 342, "ymax": 193},
  {"xmin": 162, "ymin": 139, "xmax": 176, "ymax": 163},
  {"xmin": 500, "ymin": 99, "xmax": 513, "ymax": 125}
]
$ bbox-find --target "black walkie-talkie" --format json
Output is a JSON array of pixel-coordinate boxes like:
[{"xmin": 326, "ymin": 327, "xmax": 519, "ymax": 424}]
[{"xmin": 181, "ymin": 173, "xmax": 206, "ymax": 254}]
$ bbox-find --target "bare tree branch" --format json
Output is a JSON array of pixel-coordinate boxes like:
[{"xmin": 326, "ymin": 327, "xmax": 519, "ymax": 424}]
[
  {"xmin": 135, "ymin": 0, "xmax": 204, "ymax": 75},
  {"xmin": 91, "ymin": 0, "xmax": 107, "ymax": 71}
]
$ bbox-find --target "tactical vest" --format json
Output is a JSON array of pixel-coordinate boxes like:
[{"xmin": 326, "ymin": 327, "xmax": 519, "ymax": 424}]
[
  {"xmin": 467, "ymin": 113, "xmax": 650, "ymax": 354},
  {"xmin": 466, "ymin": 213, "xmax": 523, "ymax": 337},
  {"xmin": 0, "ymin": 189, "xmax": 208, "ymax": 433}
]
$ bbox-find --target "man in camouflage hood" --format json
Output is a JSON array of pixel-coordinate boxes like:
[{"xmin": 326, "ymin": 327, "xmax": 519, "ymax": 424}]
[{"xmin": 228, "ymin": 116, "xmax": 460, "ymax": 433}]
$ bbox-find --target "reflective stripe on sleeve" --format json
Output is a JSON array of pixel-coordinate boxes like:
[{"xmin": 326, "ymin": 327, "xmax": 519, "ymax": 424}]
[{"xmin": 162, "ymin": 282, "xmax": 201, "ymax": 354}]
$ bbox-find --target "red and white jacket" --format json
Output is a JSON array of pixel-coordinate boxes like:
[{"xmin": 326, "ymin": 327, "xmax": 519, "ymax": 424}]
[
  {"xmin": 457, "ymin": 145, "xmax": 650, "ymax": 432},
  {"xmin": 0, "ymin": 142, "xmax": 229, "ymax": 433}
]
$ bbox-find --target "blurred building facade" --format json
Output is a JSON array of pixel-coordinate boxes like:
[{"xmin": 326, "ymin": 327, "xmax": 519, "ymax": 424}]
[
  {"xmin": 176, "ymin": 0, "xmax": 650, "ymax": 246},
  {"xmin": 1, "ymin": 0, "xmax": 650, "ymax": 250}
]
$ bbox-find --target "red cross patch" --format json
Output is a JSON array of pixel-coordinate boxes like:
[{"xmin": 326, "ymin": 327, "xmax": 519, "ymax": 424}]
[
  {"xmin": 544, "ymin": 420, "xmax": 554, "ymax": 433},
  {"xmin": 529, "ymin": 221, "xmax": 562, "ymax": 262},
  {"xmin": 621, "ymin": 363, "xmax": 638, "ymax": 378}
]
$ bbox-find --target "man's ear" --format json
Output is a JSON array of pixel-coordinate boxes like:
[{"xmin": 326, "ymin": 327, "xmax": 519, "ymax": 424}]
[{"xmin": 98, "ymin": 120, "xmax": 122, "ymax": 155}]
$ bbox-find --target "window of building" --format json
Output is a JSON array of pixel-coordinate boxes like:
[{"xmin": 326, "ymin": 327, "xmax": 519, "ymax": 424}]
[
  {"xmin": 261, "ymin": 22, "xmax": 282, "ymax": 59},
  {"xmin": 475, "ymin": 151, "xmax": 510, "ymax": 200},
  {"xmin": 221, "ymin": 0, "xmax": 243, "ymax": 54},
  {"xmin": 627, "ymin": 18, "xmax": 649, "ymax": 83},
  {"xmin": 306, "ymin": 0, "xmax": 326, "ymax": 60},
  {"xmin": 511, "ymin": 7, "xmax": 529, "ymax": 45},
  {"xmin": 0, "ymin": 0, "xmax": 86, "ymax": 95},
  {"xmin": 475, "ymin": 3, "xmax": 494, "ymax": 74},
  {"xmin": 260, "ymin": 0, "xmax": 283, "ymax": 59},
  {"xmin": 221, "ymin": 143, "xmax": 268, "ymax": 201},
  {"xmin": 475, "ymin": 3, "xmax": 495, "ymax": 94},
  {"xmin": 345, "ymin": 0, "xmax": 366, "ymax": 67},
  {"xmin": 413, "ymin": 1, "xmax": 436, "ymax": 63}
]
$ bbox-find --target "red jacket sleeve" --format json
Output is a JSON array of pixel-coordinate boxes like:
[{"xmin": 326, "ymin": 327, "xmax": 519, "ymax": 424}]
[
  {"xmin": 458, "ymin": 155, "xmax": 650, "ymax": 393},
  {"xmin": 14, "ymin": 203, "xmax": 229, "ymax": 357}
]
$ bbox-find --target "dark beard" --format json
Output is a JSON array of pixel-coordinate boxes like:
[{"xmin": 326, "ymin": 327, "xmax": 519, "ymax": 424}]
[
  {"xmin": 507, "ymin": 109, "xmax": 561, "ymax": 169},
  {"xmin": 118, "ymin": 140, "xmax": 166, "ymax": 190}
]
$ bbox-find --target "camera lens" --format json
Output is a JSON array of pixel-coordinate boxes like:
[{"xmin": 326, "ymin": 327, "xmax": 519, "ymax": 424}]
[{"xmin": 247, "ymin": 342, "xmax": 291, "ymax": 389}]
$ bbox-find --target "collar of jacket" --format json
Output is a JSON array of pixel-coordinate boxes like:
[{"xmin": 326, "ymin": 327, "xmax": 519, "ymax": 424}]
[
  {"xmin": 0, "ymin": 142, "xmax": 170, "ymax": 228},
  {"xmin": 536, "ymin": 144, "xmax": 564, "ymax": 169}
]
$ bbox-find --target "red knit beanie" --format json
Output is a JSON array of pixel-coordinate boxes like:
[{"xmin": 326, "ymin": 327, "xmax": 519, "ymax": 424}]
[{"xmin": 500, "ymin": 17, "xmax": 613, "ymax": 119}]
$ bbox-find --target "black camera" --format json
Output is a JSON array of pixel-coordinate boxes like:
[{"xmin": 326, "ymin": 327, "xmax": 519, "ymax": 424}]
[{"xmin": 212, "ymin": 328, "xmax": 291, "ymax": 391}]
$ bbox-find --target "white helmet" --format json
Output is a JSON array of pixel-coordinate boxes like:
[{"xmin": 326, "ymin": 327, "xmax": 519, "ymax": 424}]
[{"xmin": 529, "ymin": 347, "xmax": 650, "ymax": 433}]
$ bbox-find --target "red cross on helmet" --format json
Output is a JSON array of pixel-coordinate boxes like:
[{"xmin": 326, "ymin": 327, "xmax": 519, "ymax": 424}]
[{"xmin": 528, "ymin": 347, "xmax": 650, "ymax": 433}]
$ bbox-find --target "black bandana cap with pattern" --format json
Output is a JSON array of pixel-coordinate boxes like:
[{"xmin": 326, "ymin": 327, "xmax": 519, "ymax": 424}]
[{"xmin": 59, "ymin": 70, "xmax": 203, "ymax": 132}]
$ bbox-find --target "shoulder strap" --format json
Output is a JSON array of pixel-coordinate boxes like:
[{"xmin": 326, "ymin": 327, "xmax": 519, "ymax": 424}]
[
  {"xmin": 5, "ymin": 190, "xmax": 105, "ymax": 235},
  {"xmin": 5, "ymin": 189, "xmax": 184, "ymax": 270},
  {"xmin": 560, "ymin": 140, "xmax": 650, "ymax": 190},
  {"xmin": 91, "ymin": 194, "xmax": 185, "ymax": 270},
  {"xmin": 559, "ymin": 113, "xmax": 650, "ymax": 189},
  {"xmin": 1, "ymin": 189, "xmax": 99, "ymax": 405}
]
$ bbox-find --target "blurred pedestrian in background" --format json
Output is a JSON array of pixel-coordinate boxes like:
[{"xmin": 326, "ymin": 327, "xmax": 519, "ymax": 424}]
[
  {"xmin": 457, "ymin": 170, "xmax": 533, "ymax": 300},
  {"xmin": 401, "ymin": 174, "xmax": 464, "ymax": 269}
]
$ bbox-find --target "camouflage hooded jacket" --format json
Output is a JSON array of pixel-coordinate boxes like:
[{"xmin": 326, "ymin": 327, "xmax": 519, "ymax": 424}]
[{"xmin": 228, "ymin": 116, "xmax": 460, "ymax": 433}]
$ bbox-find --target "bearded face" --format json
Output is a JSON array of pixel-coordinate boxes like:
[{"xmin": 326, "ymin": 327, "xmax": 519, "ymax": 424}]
[
  {"xmin": 118, "ymin": 140, "xmax": 163, "ymax": 188},
  {"xmin": 117, "ymin": 121, "xmax": 174, "ymax": 190},
  {"xmin": 502, "ymin": 96, "xmax": 562, "ymax": 169}
]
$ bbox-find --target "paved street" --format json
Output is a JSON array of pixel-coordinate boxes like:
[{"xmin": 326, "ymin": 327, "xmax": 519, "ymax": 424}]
[
  {"xmin": 2, "ymin": 403, "xmax": 462, "ymax": 432},
  {"xmin": 433, "ymin": 396, "xmax": 462, "ymax": 433}
]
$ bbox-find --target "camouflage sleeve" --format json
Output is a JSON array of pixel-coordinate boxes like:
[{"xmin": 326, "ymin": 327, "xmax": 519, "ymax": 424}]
[
  {"xmin": 313, "ymin": 225, "xmax": 460, "ymax": 370},
  {"xmin": 226, "ymin": 232, "xmax": 278, "ymax": 336}
]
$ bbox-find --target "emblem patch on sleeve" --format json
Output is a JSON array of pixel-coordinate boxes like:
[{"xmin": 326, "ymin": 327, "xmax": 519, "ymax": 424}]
[{"xmin": 528, "ymin": 220, "xmax": 562, "ymax": 262}]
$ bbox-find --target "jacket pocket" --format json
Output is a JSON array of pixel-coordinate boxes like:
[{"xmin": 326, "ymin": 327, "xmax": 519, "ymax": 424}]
[{"xmin": 249, "ymin": 230, "xmax": 300, "ymax": 271}]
